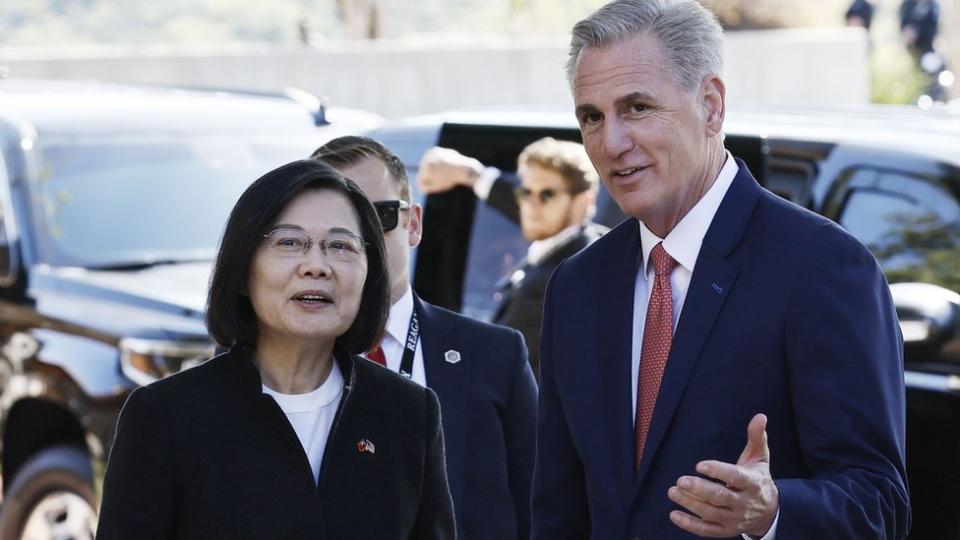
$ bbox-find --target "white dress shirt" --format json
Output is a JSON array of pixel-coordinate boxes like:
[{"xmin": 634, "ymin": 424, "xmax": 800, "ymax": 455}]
[
  {"xmin": 527, "ymin": 224, "xmax": 581, "ymax": 265},
  {"xmin": 629, "ymin": 153, "xmax": 778, "ymax": 540},
  {"xmin": 378, "ymin": 286, "xmax": 427, "ymax": 387}
]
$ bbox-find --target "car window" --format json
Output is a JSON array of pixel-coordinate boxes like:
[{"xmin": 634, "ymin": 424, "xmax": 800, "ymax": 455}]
[
  {"xmin": 34, "ymin": 133, "xmax": 321, "ymax": 268},
  {"xmin": 840, "ymin": 170, "xmax": 960, "ymax": 294},
  {"xmin": 0, "ymin": 150, "xmax": 13, "ymax": 282},
  {"xmin": 461, "ymin": 203, "xmax": 527, "ymax": 321},
  {"xmin": 765, "ymin": 158, "xmax": 816, "ymax": 206}
]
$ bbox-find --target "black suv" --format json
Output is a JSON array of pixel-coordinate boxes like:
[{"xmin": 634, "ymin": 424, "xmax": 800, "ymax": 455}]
[
  {"xmin": 0, "ymin": 79, "xmax": 381, "ymax": 539},
  {"xmin": 368, "ymin": 105, "xmax": 960, "ymax": 540}
]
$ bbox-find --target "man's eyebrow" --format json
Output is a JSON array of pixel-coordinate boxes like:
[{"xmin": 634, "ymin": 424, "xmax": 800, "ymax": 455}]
[
  {"xmin": 574, "ymin": 103, "xmax": 600, "ymax": 118},
  {"xmin": 614, "ymin": 91, "xmax": 655, "ymax": 108},
  {"xmin": 574, "ymin": 91, "xmax": 656, "ymax": 118}
]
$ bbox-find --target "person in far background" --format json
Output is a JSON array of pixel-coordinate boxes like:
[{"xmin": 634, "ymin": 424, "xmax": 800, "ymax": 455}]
[
  {"xmin": 900, "ymin": 0, "xmax": 940, "ymax": 55},
  {"xmin": 845, "ymin": 0, "xmax": 874, "ymax": 30},
  {"xmin": 417, "ymin": 138, "xmax": 607, "ymax": 376},
  {"xmin": 311, "ymin": 136, "xmax": 537, "ymax": 540}
]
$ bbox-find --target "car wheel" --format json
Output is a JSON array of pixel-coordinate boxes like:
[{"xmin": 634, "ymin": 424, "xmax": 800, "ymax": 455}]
[{"xmin": 0, "ymin": 445, "xmax": 97, "ymax": 540}]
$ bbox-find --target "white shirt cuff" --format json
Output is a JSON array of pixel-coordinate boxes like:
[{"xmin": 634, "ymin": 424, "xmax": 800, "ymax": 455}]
[
  {"xmin": 742, "ymin": 509, "xmax": 778, "ymax": 540},
  {"xmin": 472, "ymin": 166, "xmax": 500, "ymax": 200}
]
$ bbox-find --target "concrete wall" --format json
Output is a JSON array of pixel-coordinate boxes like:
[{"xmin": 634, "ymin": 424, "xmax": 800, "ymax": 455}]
[{"xmin": 2, "ymin": 28, "xmax": 869, "ymax": 118}]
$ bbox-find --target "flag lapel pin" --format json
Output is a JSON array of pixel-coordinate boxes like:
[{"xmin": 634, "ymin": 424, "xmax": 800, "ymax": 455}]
[{"xmin": 357, "ymin": 438, "xmax": 376, "ymax": 454}]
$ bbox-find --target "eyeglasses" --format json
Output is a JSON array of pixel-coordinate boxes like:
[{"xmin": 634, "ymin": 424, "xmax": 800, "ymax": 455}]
[
  {"xmin": 262, "ymin": 228, "xmax": 368, "ymax": 262},
  {"xmin": 513, "ymin": 187, "xmax": 578, "ymax": 205},
  {"xmin": 372, "ymin": 200, "xmax": 411, "ymax": 232}
]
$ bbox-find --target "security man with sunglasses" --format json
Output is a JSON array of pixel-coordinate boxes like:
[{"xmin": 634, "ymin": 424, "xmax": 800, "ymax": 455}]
[
  {"xmin": 418, "ymin": 137, "xmax": 607, "ymax": 376},
  {"xmin": 310, "ymin": 136, "xmax": 537, "ymax": 540}
]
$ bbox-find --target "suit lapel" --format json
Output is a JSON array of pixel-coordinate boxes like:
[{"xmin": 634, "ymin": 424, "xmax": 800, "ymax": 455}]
[
  {"xmin": 414, "ymin": 296, "xmax": 469, "ymax": 518},
  {"xmin": 588, "ymin": 221, "xmax": 643, "ymax": 506},
  {"xmin": 632, "ymin": 164, "xmax": 762, "ymax": 493}
]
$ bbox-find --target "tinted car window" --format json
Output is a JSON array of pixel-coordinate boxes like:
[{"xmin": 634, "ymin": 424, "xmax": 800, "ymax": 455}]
[
  {"xmin": 35, "ymin": 133, "xmax": 319, "ymax": 268},
  {"xmin": 840, "ymin": 170, "xmax": 960, "ymax": 294},
  {"xmin": 461, "ymin": 203, "xmax": 527, "ymax": 321}
]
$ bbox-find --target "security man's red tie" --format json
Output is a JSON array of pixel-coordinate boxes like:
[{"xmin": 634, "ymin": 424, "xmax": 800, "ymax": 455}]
[
  {"xmin": 635, "ymin": 242, "xmax": 678, "ymax": 469},
  {"xmin": 367, "ymin": 344, "xmax": 387, "ymax": 367}
]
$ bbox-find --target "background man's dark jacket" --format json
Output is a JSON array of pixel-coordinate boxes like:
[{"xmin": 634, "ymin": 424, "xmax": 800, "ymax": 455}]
[
  {"xmin": 486, "ymin": 176, "xmax": 605, "ymax": 376},
  {"xmin": 97, "ymin": 346, "xmax": 455, "ymax": 540},
  {"xmin": 493, "ymin": 223, "xmax": 606, "ymax": 376},
  {"xmin": 415, "ymin": 296, "xmax": 537, "ymax": 540}
]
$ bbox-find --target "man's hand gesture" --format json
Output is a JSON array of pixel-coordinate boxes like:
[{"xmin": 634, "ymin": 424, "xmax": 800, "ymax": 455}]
[
  {"xmin": 416, "ymin": 147, "xmax": 484, "ymax": 194},
  {"xmin": 668, "ymin": 413, "xmax": 779, "ymax": 538}
]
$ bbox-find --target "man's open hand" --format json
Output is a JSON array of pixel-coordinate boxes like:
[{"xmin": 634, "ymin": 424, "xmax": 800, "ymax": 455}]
[{"xmin": 667, "ymin": 413, "xmax": 779, "ymax": 538}]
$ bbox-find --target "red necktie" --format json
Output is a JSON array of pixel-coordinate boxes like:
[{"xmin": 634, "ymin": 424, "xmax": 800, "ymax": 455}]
[
  {"xmin": 367, "ymin": 344, "xmax": 387, "ymax": 367},
  {"xmin": 635, "ymin": 242, "xmax": 678, "ymax": 468}
]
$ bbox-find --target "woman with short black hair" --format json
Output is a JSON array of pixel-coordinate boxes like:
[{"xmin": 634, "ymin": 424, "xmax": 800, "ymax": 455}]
[{"xmin": 97, "ymin": 160, "xmax": 455, "ymax": 539}]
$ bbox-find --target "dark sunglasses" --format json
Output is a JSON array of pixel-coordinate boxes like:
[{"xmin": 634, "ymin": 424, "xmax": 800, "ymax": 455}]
[
  {"xmin": 514, "ymin": 187, "xmax": 577, "ymax": 205},
  {"xmin": 372, "ymin": 200, "xmax": 411, "ymax": 232}
]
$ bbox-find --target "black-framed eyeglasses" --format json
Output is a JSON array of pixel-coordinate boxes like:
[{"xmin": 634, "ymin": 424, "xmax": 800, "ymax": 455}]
[
  {"xmin": 513, "ymin": 187, "xmax": 577, "ymax": 205},
  {"xmin": 261, "ymin": 228, "xmax": 368, "ymax": 262},
  {"xmin": 373, "ymin": 200, "xmax": 411, "ymax": 232}
]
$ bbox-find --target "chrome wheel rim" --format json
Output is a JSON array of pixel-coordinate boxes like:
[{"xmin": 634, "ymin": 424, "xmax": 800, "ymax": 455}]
[{"xmin": 20, "ymin": 491, "xmax": 96, "ymax": 540}]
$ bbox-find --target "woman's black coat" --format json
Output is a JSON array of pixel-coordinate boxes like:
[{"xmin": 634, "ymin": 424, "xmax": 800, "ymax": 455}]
[{"xmin": 96, "ymin": 346, "xmax": 455, "ymax": 539}]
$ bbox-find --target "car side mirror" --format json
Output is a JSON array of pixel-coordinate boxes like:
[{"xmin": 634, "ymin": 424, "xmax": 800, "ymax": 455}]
[{"xmin": 890, "ymin": 282, "xmax": 960, "ymax": 365}]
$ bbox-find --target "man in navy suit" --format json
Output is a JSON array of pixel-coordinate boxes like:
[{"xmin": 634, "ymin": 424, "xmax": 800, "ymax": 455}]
[
  {"xmin": 532, "ymin": 1, "xmax": 910, "ymax": 539},
  {"xmin": 312, "ymin": 136, "xmax": 538, "ymax": 540}
]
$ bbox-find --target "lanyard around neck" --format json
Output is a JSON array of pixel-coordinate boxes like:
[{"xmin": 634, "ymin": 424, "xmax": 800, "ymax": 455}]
[{"xmin": 399, "ymin": 310, "xmax": 420, "ymax": 379}]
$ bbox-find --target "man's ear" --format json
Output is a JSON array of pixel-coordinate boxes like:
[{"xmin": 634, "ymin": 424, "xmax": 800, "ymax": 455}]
[
  {"xmin": 572, "ymin": 190, "xmax": 597, "ymax": 223},
  {"xmin": 701, "ymin": 74, "xmax": 726, "ymax": 136},
  {"xmin": 407, "ymin": 203, "xmax": 423, "ymax": 249}
]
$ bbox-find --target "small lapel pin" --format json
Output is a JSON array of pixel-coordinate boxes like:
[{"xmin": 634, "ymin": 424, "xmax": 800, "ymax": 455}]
[
  {"xmin": 357, "ymin": 439, "xmax": 376, "ymax": 454},
  {"xmin": 444, "ymin": 349, "xmax": 461, "ymax": 364},
  {"xmin": 711, "ymin": 283, "xmax": 724, "ymax": 295}
]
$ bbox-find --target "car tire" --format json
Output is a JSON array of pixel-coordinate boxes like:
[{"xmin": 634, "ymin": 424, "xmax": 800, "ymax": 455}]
[{"xmin": 0, "ymin": 445, "xmax": 98, "ymax": 540}]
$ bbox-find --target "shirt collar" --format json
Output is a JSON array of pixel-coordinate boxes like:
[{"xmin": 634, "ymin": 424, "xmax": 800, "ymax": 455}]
[
  {"xmin": 527, "ymin": 224, "xmax": 582, "ymax": 265},
  {"xmin": 638, "ymin": 151, "xmax": 738, "ymax": 277},
  {"xmin": 385, "ymin": 285, "xmax": 415, "ymax": 343}
]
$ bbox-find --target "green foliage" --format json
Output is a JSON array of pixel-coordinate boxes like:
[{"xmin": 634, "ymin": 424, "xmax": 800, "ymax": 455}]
[
  {"xmin": 870, "ymin": 213, "xmax": 960, "ymax": 294},
  {"xmin": 869, "ymin": 37, "xmax": 930, "ymax": 104}
]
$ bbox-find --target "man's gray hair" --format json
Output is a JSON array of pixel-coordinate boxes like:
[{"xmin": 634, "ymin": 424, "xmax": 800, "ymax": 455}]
[{"xmin": 566, "ymin": 0, "xmax": 724, "ymax": 92}]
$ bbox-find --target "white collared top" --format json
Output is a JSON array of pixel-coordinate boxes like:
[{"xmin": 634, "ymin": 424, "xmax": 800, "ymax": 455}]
[
  {"xmin": 527, "ymin": 224, "xmax": 582, "ymax": 265},
  {"xmin": 630, "ymin": 152, "xmax": 739, "ymax": 417}
]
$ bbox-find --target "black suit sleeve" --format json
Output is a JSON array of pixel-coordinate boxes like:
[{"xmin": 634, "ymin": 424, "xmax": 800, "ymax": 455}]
[
  {"xmin": 97, "ymin": 386, "xmax": 177, "ymax": 539},
  {"xmin": 503, "ymin": 330, "xmax": 538, "ymax": 539},
  {"xmin": 485, "ymin": 175, "xmax": 521, "ymax": 225},
  {"xmin": 410, "ymin": 387, "xmax": 457, "ymax": 540}
]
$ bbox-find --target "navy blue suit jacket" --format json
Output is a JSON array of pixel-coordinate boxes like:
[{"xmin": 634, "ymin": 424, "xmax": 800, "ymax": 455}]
[
  {"xmin": 532, "ymin": 165, "xmax": 909, "ymax": 539},
  {"xmin": 415, "ymin": 296, "xmax": 538, "ymax": 540}
]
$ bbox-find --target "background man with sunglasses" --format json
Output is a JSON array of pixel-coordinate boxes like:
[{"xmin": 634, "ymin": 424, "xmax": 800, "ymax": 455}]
[
  {"xmin": 310, "ymin": 136, "xmax": 538, "ymax": 540},
  {"xmin": 418, "ymin": 137, "xmax": 607, "ymax": 376}
]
